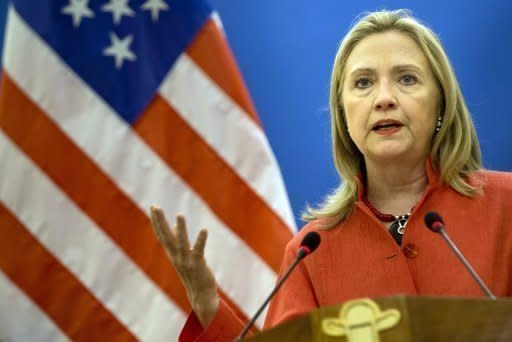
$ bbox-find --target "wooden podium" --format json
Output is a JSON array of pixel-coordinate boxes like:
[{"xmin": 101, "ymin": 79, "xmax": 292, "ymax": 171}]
[{"xmin": 247, "ymin": 296, "xmax": 512, "ymax": 341}]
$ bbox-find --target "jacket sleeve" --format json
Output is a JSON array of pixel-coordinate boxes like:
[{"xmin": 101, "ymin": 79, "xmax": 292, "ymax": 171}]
[{"xmin": 179, "ymin": 299, "xmax": 247, "ymax": 342}]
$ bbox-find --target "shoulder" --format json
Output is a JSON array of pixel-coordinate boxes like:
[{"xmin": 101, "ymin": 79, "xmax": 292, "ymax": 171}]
[
  {"xmin": 286, "ymin": 218, "xmax": 336, "ymax": 250},
  {"xmin": 466, "ymin": 169, "xmax": 512, "ymax": 206},
  {"xmin": 477, "ymin": 169, "xmax": 512, "ymax": 193},
  {"xmin": 286, "ymin": 220, "xmax": 321, "ymax": 250},
  {"xmin": 287, "ymin": 218, "xmax": 342, "ymax": 252}
]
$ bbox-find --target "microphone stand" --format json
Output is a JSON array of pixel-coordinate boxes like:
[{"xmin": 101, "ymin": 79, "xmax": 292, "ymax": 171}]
[
  {"xmin": 234, "ymin": 254, "xmax": 304, "ymax": 341},
  {"xmin": 437, "ymin": 228, "xmax": 496, "ymax": 300}
]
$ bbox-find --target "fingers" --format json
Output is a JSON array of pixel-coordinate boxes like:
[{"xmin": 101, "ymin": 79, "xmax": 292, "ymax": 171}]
[
  {"xmin": 174, "ymin": 215, "xmax": 191, "ymax": 251},
  {"xmin": 193, "ymin": 229, "xmax": 208, "ymax": 257},
  {"xmin": 150, "ymin": 206, "xmax": 208, "ymax": 259},
  {"xmin": 150, "ymin": 206, "xmax": 177, "ymax": 256}
]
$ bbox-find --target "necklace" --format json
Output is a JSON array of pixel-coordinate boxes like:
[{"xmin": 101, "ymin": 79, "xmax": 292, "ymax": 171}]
[{"xmin": 363, "ymin": 197, "xmax": 411, "ymax": 235}]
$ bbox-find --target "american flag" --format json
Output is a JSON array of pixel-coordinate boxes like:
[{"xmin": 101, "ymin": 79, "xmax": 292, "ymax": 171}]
[{"xmin": 0, "ymin": 0, "xmax": 295, "ymax": 340}]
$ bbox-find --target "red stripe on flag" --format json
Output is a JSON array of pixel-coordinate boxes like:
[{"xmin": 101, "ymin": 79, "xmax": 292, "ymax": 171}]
[
  {"xmin": 0, "ymin": 74, "xmax": 256, "ymax": 325},
  {"xmin": 187, "ymin": 19, "xmax": 260, "ymax": 125},
  {"xmin": 133, "ymin": 95, "xmax": 293, "ymax": 272},
  {"xmin": 0, "ymin": 203, "xmax": 136, "ymax": 341},
  {"xmin": 0, "ymin": 74, "xmax": 190, "ymax": 311}
]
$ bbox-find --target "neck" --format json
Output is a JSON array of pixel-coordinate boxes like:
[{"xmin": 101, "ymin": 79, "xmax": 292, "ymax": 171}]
[{"xmin": 364, "ymin": 157, "xmax": 428, "ymax": 215}]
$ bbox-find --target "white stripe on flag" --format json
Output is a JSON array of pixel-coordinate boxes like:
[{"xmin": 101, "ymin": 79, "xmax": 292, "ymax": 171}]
[
  {"xmin": 161, "ymin": 53, "xmax": 296, "ymax": 232},
  {"xmin": 0, "ymin": 131, "xmax": 185, "ymax": 340},
  {"xmin": 0, "ymin": 271, "xmax": 69, "ymax": 342},
  {"xmin": 4, "ymin": 6, "xmax": 278, "ymax": 327},
  {"xmin": 211, "ymin": 12, "xmax": 224, "ymax": 35}
]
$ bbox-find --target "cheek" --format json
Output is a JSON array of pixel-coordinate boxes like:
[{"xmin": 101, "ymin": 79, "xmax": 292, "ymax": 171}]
[
  {"xmin": 407, "ymin": 95, "xmax": 438, "ymax": 130},
  {"xmin": 343, "ymin": 100, "xmax": 373, "ymax": 151},
  {"xmin": 410, "ymin": 110, "xmax": 437, "ymax": 145},
  {"xmin": 344, "ymin": 112, "xmax": 363, "ymax": 141},
  {"xmin": 343, "ymin": 114, "xmax": 367, "ymax": 152},
  {"xmin": 343, "ymin": 98, "xmax": 368, "ymax": 131}
]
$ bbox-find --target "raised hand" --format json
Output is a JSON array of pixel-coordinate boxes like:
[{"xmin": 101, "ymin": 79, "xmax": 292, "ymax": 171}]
[{"xmin": 150, "ymin": 206, "xmax": 219, "ymax": 327}]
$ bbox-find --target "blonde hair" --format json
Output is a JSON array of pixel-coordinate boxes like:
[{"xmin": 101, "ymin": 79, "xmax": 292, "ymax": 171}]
[{"xmin": 303, "ymin": 9, "xmax": 482, "ymax": 228}]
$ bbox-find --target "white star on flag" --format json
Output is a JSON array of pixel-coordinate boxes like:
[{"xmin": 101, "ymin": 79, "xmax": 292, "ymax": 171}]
[
  {"xmin": 101, "ymin": 0, "xmax": 135, "ymax": 25},
  {"xmin": 141, "ymin": 0, "xmax": 169, "ymax": 22},
  {"xmin": 61, "ymin": 0, "xmax": 94, "ymax": 27},
  {"xmin": 103, "ymin": 32, "xmax": 136, "ymax": 69}
]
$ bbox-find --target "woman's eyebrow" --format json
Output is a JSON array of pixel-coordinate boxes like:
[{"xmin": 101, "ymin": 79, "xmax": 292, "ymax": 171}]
[
  {"xmin": 348, "ymin": 67, "xmax": 375, "ymax": 77},
  {"xmin": 391, "ymin": 63, "xmax": 423, "ymax": 74},
  {"xmin": 348, "ymin": 64, "xmax": 424, "ymax": 77}
]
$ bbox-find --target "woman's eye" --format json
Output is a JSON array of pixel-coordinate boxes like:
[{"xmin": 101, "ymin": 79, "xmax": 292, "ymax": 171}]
[
  {"xmin": 355, "ymin": 78, "xmax": 372, "ymax": 89},
  {"xmin": 400, "ymin": 74, "xmax": 417, "ymax": 85}
]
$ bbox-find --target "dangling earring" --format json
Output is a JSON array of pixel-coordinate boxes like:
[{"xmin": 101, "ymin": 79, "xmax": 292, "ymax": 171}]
[{"xmin": 435, "ymin": 116, "xmax": 443, "ymax": 133}]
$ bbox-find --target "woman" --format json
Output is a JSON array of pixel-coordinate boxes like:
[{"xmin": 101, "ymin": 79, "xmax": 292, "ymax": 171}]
[{"xmin": 150, "ymin": 9, "xmax": 512, "ymax": 340}]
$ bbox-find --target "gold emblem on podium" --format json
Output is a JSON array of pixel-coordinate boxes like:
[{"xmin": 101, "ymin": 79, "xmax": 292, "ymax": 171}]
[{"xmin": 321, "ymin": 298, "xmax": 401, "ymax": 342}]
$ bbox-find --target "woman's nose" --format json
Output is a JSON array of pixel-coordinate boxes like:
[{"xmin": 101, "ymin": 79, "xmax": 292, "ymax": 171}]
[{"xmin": 374, "ymin": 83, "xmax": 397, "ymax": 111}]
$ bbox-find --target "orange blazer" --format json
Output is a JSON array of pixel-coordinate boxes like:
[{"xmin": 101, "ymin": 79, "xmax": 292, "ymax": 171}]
[{"xmin": 181, "ymin": 166, "xmax": 512, "ymax": 341}]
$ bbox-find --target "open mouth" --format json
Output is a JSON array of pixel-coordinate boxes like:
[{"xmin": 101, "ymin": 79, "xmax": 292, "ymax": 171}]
[{"xmin": 372, "ymin": 120, "xmax": 403, "ymax": 132}]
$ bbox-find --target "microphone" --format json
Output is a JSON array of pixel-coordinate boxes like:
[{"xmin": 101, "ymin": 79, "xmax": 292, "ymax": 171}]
[
  {"xmin": 424, "ymin": 211, "xmax": 496, "ymax": 300},
  {"xmin": 234, "ymin": 231, "xmax": 321, "ymax": 341}
]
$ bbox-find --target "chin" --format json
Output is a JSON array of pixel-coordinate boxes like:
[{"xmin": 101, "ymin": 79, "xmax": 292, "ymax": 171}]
[{"xmin": 367, "ymin": 147, "xmax": 410, "ymax": 161}]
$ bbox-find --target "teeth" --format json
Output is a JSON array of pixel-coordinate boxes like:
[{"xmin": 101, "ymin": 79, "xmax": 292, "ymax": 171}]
[
  {"xmin": 376, "ymin": 124, "xmax": 393, "ymax": 129},
  {"xmin": 374, "ymin": 123, "xmax": 400, "ymax": 130}
]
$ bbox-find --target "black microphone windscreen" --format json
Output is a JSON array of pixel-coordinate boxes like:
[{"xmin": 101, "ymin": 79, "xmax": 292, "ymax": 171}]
[
  {"xmin": 300, "ymin": 231, "xmax": 321, "ymax": 253},
  {"xmin": 424, "ymin": 211, "xmax": 444, "ymax": 231}
]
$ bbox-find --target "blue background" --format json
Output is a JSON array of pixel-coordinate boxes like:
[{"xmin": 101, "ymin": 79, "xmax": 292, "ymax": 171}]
[{"xmin": 1, "ymin": 1, "xmax": 511, "ymax": 228}]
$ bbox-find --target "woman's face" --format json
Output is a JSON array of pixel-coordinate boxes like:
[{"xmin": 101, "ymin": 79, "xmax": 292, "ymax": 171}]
[{"xmin": 341, "ymin": 31, "xmax": 441, "ymax": 165}]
